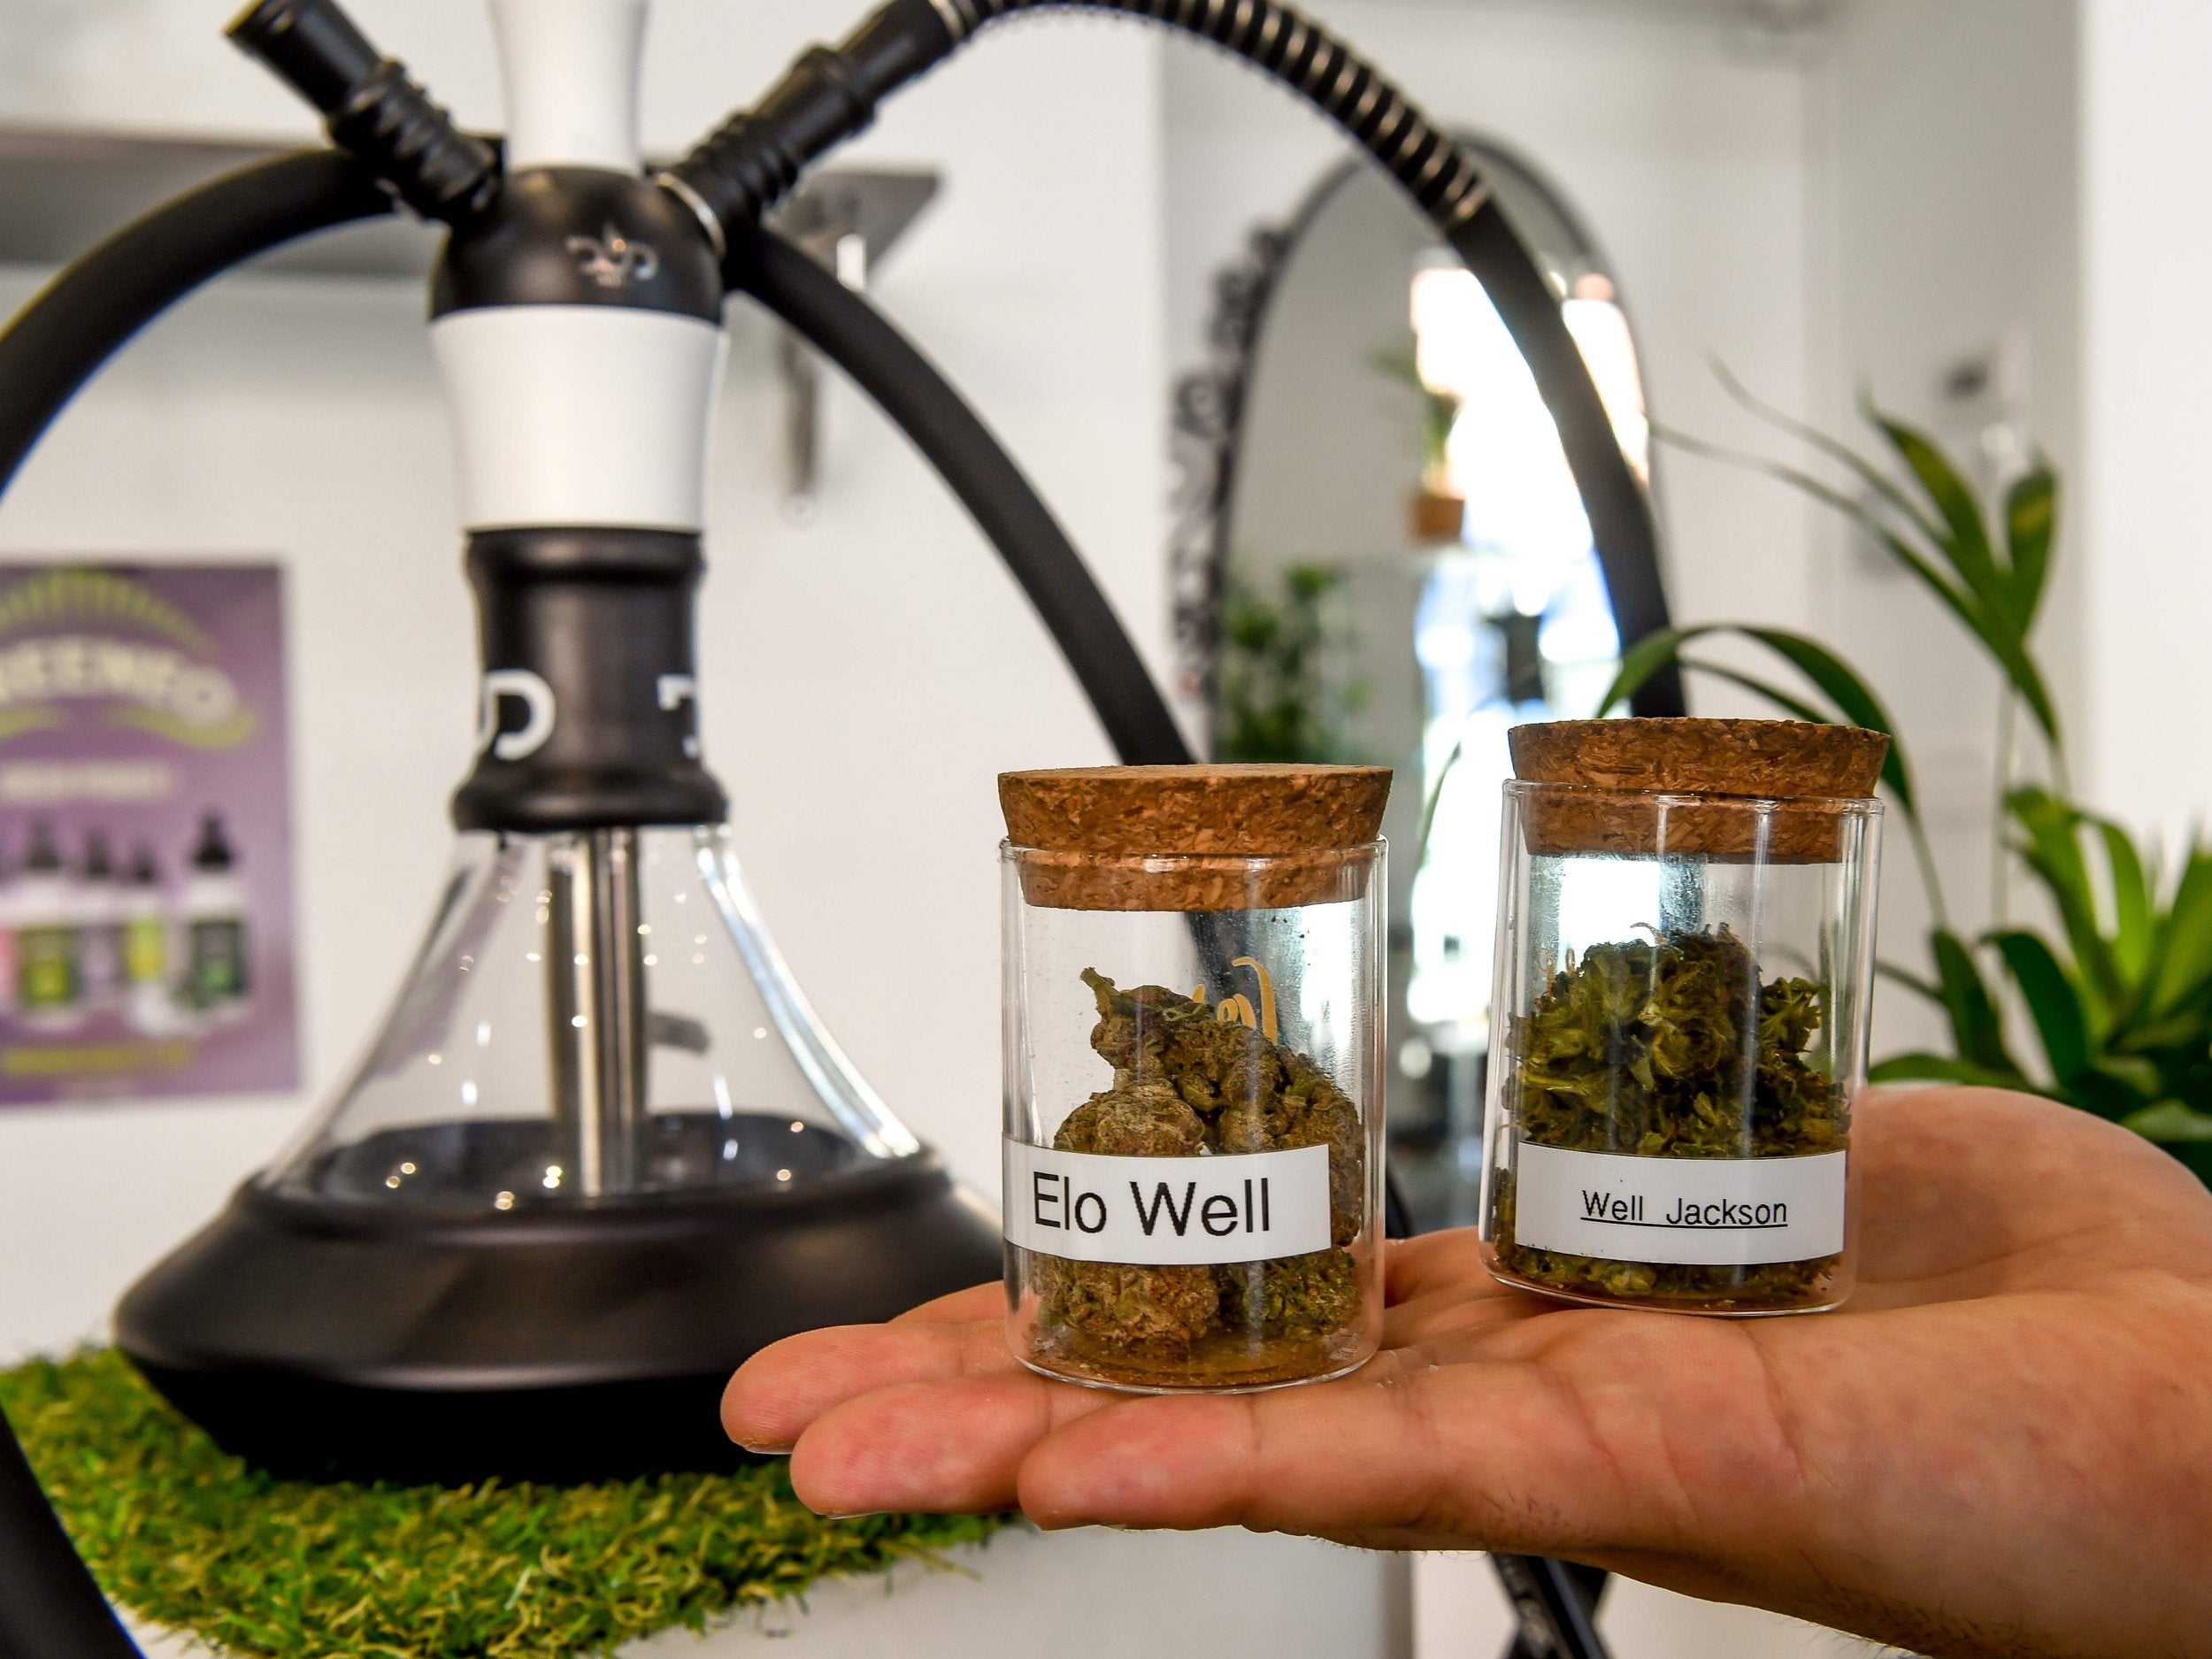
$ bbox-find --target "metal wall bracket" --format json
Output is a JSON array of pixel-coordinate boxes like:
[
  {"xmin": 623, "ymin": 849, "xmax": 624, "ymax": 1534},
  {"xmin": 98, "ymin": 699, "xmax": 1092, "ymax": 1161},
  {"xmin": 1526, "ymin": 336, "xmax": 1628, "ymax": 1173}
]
[{"xmin": 762, "ymin": 168, "xmax": 939, "ymax": 518}]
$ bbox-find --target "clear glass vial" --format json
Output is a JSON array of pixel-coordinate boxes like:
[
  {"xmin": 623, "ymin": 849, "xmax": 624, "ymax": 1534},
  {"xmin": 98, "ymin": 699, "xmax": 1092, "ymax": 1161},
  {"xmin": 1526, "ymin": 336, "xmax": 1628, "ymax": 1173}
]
[
  {"xmin": 1000, "ymin": 764, "xmax": 1391, "ymax": 1390},
  {"xmin": 1479, "ymin": 719, "xmax": 1883, "ymax": 1315}
]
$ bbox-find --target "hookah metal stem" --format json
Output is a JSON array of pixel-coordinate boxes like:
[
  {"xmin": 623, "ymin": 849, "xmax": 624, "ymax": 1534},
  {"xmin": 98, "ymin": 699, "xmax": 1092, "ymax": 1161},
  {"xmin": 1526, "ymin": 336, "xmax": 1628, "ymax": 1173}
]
[{"xmin": 546, "ymin": 829, "xmax": 649, "ymax": 1197}]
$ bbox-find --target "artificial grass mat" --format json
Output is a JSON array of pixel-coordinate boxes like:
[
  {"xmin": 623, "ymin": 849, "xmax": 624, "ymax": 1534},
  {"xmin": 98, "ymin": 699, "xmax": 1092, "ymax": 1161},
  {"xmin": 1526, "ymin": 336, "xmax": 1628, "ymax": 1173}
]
[{"xmin": 0, "ymin": 1350, "xmax": 1009, "ymax": 1659}]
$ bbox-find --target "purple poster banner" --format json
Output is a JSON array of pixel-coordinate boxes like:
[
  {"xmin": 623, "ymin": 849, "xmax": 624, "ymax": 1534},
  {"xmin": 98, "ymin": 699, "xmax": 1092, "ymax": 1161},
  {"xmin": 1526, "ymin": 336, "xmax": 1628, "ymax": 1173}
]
[{"xmin": 0, "ymin": 563, "xmax": 298, "ymax": 1104}]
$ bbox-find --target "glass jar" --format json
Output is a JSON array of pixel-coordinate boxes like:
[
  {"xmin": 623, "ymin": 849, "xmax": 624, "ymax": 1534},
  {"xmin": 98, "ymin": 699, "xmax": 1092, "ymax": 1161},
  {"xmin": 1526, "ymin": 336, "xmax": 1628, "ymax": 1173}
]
[
  {"xmin": 1000, "ymin": 764, "xmax": 1390, "ymax": 1390},
  {"xmin": 1479, "ymin": 719, "xmax": 1884, "ymax": 1315}
]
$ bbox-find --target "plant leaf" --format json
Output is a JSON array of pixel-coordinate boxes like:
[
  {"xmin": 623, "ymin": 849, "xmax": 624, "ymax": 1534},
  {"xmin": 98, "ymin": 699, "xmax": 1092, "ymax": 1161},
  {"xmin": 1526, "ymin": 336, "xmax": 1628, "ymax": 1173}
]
[
  {"xmin": 1989, "ymin": 928, "xmax": 2089, "ymax": 1083},
  {"xmin": 1876, "ymin": 959, "xmax": 1943, "ymax": 1002},
  {"xmin": 1870, "ymin": 410, "xmax": 2012, "ymax": 626},
  {"xmin": 1594, "ymin": 625, "xmax": 1697, "ymax": 719},
  {"xmin": 1663, "ymin": 403, "xmax": 2062, "ymax": 746},
  {"xmin": 2093, "ymin": 816, "xmax": 2154, "ymax": 984},
  {"xmin": 2007, "ymin": 787, "xmax": 2120, "ymax": 1015},
  {"xmin": 1869, "ymin": 1051, "xmax": 2030, "ymax": 1088},
  {"xmin": 1709, "ymin": 360, "xmax": 1946, "ymax": 546},
  {"xmin": 1864, "ymin": 409, "xmax": 2063, "ymax": 745},
  {"xmin": 2071, "ymin": 1056, "xmax": 2162, "ymax": 1119},
  {"xmin": 1655, "ymin": 423, "xmax": 1985, "ymax": 636},
  {"xmin": 2070, "ymin": 1066, "xmax": 2159, "ymax": 1133},
  {"xmin": 1983, "ymin": 625, "xmax": 2062, "ymax": 749},
  {"xmin": 1673, "ymin": 658, "xmax": 1832, "ymax": 723},
  {"xmin": 2145, "ymin": 843, "xmax": 2212, "ymax": 1019},
  {"xmin": 2121, "ymin": 1100, "xmax": 2212, "ymax": 1144},
  {"xmin": 1931, "ymin": 927, "xmax": 2021, "ymax": 1075},
  {"xmin": 2005, "ymin": 465, "xmax": 2056, "ymax": 632}
]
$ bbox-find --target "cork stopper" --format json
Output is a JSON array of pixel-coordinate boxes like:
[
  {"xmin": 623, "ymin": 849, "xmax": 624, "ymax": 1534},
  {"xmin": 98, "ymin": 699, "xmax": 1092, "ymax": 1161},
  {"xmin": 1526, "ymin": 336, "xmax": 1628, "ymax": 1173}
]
[
  {"xmin": 1000, "ymin": 764, "xmax": 1392, "ymax": 910},
  {"xmin": 1509, "ymin": 718, "xmax": 1886, "ymax": 860}
]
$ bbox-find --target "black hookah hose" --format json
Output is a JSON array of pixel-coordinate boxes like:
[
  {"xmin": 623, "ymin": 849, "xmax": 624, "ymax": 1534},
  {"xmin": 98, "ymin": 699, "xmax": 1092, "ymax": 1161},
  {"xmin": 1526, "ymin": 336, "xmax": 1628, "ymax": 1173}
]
[
  {"xmin": 0, "ymin": 1409, "xmax": 141, "ymax": 1659},
  {"xmin": 0, "ymin": 150, "xmax": 390, "ymax": 496},
  {"xmin": 663, "ymin": 0, "xmax": 1680, "ymax": 720}
]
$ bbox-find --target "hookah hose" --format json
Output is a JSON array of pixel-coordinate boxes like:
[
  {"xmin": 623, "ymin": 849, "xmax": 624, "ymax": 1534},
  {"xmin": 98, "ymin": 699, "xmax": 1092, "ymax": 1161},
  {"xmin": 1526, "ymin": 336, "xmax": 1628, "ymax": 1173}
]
[
  {"xmin": 0, "ymin": 1408, "xmax": 140, "ymax": 1659},
  {"xmin": 662, "ymin": 0, "xmax": 1681, "ymax": 719}
]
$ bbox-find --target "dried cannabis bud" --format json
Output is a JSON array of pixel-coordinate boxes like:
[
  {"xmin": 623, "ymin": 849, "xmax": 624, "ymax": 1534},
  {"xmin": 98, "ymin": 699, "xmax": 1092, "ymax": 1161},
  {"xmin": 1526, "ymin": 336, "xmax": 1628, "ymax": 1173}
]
[
  {"xmin": 1217, "ymin": 1246, "xmax": 1360, "ymax": 1342},
  {"xmin": 1031, "ymin": 1258, "xmax": 1224, "ymax": 1357},
  {"xmin": 1056, "ymin": 1079, "xmax": 1207, "ymax": 1159},
  {"xmin": 1494, "ymin": 926, "xmax": 1847, "ymax": 1309},
  {"xmin": 1034, "ymin": 1075, "xmax": 1223, "ymax": 1357},
  {"xmin": 1025, "ymin": 970, "xmax": 1367, "ymax": 1380}
]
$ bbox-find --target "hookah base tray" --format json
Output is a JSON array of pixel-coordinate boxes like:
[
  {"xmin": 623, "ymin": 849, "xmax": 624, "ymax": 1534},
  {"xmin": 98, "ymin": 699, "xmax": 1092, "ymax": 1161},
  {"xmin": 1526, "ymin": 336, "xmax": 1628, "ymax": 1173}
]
[{"xmin": 114, "ymin": 1137, "xmax": 1001, "ymax": 1485}]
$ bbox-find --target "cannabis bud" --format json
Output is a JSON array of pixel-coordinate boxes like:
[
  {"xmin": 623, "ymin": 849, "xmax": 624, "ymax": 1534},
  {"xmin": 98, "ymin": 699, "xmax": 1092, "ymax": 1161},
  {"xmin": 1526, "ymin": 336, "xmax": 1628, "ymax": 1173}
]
[
  {"xmin": 1020, "ymin": 970, "xmax": 1368, "ymax": 1383},
  {"xmin": 1492, "ymin": 926, "xmax": 1847, "ymax": 1308}
]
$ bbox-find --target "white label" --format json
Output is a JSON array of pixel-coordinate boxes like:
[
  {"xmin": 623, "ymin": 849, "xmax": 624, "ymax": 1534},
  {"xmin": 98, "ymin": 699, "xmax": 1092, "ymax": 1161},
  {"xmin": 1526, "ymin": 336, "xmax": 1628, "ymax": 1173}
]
[
  {"xmin": 1003, "ymin": 1138, "xmax": 1333, "ymax": 1266},
  {"xmin": 1512, "ymin": 1141, "xmax": 1847, "ymax": 1266}
]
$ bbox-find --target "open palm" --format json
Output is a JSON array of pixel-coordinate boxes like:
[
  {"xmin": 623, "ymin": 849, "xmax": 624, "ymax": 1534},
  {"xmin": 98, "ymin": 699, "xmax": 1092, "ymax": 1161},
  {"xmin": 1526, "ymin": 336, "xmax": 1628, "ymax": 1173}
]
[{"xmin": 725, "ymin": 1089, "xmax": 2212, "ymax": 1659}]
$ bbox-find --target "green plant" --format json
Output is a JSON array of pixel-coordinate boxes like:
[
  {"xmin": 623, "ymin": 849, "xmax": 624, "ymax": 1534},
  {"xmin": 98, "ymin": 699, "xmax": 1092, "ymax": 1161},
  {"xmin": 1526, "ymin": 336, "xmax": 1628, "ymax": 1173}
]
[
  {"xmin": 1371, "ymin": 349, "xmax": 1463, "ymax": 493},
  {"xmin": 0, "ymin": 1349, "xmax": 1007, "ymax": 1659},
  {"xmin": 1217, "ymin": 562, "xmax": 1369, "ymax": 764},
  {"xmin": 1600, "ymin": 377, "xmax": 2212, "ymax": 1186}
]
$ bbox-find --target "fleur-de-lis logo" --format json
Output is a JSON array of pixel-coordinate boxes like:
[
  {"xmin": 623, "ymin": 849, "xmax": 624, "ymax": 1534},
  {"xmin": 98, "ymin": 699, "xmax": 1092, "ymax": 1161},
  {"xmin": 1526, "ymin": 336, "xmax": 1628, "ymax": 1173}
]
[{"xmin": 566, "ymin": 223, "xmax": 659, "ymax": 289}]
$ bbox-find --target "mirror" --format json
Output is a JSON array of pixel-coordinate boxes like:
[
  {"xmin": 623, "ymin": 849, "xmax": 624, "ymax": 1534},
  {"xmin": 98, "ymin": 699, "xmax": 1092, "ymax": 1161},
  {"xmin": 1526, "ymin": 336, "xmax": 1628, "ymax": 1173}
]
[{"xmin": 1171, "ymin": 136, "xmax": 1663, "ymax": 1230}]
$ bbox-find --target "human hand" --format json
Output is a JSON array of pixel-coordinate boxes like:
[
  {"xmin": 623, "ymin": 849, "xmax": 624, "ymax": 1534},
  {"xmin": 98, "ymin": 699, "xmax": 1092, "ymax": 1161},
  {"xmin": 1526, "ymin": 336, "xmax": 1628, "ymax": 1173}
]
[{"xmin": 724, "ymin": 1089, "xmax": 2212, "ymax": 1659}]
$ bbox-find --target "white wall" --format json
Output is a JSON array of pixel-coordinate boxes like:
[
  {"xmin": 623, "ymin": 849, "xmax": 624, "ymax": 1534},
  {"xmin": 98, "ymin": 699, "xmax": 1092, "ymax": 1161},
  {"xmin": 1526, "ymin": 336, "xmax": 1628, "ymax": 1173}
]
[
  {"xmin": 0, "ymin": 0, "xmax": 1173, "ymax": 1358},
  {"xmin": 2078, "ymin": 0, "xmax": 2212, "ymax": 847}
]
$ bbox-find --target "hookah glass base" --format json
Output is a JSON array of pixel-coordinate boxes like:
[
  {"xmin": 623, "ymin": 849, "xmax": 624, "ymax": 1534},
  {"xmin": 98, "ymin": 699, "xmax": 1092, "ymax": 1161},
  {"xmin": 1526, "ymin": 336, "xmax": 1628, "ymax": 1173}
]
[
  {"xmin": 117, "ymin": 1132, "xmax": 995, "ymax": 1483},
  {"xmin": 116, "ymin": 826, "xmax": 1001, "ymax": 1483}
]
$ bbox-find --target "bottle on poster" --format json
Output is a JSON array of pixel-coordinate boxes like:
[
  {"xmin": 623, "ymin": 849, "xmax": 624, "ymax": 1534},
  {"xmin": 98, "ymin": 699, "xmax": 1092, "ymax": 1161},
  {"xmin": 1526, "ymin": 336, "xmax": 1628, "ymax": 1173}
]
[
  {"xmin": 180, "ymin": 812, "xmax": 250, "ymax": 1022},
  {"xmin": 13, "ymin": 820, "xmax": 81, "ymax": 1028},
  {"xmin": 124, "ymin": 844, "xmax": 180, "ymax": 1036},
  {"xmin": 76, "ymin": 829, "xmax": 126, "ymax": 1010},
  {"xmin": 0, "ymin": 836, "xmax": 17, "ymax": 1019}
]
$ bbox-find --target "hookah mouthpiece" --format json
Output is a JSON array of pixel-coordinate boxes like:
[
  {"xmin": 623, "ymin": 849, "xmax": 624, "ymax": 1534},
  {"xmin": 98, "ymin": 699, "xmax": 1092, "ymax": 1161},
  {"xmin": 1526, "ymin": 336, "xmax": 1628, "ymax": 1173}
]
[{"xmin": 227, "ymin": 0, "xmax": 500, "ymax": 226}]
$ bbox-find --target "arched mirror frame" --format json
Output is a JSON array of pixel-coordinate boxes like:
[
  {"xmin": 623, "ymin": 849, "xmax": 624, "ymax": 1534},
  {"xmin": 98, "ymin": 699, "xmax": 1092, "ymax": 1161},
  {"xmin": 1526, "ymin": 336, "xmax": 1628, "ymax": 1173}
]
[{"xmin": 1170, "ymin": 132, "xmax": 1665, "ymax": 716}]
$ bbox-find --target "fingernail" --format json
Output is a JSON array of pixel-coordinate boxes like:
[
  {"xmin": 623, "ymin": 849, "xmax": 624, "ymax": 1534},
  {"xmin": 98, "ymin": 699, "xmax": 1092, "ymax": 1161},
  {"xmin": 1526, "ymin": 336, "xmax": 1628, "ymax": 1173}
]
[
  {"xmin": 817, "ymin": 1509, "xmax": 886, "ymax": 1520},
  {"xmin": 734, "ymin": 1439, "xmax": 795, "ymax": 1455}
]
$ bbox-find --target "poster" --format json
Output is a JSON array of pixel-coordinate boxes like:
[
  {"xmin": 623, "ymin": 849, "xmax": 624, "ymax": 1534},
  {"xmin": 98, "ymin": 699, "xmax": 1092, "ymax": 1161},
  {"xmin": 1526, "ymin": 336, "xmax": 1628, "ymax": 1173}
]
[{"xmin": 0, "ymin": 563, "xmax": 298, "ymax": 1103}]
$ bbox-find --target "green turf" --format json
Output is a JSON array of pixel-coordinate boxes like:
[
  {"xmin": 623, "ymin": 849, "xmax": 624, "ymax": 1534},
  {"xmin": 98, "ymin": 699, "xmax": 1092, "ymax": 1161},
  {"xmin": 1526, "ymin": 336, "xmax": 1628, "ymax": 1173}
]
[{"xmin": 0, "ymin": 1350, "xmax": 1008, "ymax": 1659}]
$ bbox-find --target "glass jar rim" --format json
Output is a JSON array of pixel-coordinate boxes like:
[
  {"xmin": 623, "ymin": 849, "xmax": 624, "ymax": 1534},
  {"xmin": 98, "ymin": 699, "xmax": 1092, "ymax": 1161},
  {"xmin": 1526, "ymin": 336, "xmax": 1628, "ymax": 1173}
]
[
  {"xmin": 1502, "ymin": 779, "xmax": 1883, "ymax": 815},
  {"xmin": 1001, "ymin": 839, "xmax": 1382, "ymax": 911},
  {"xmin": 1000, "ymin": 837, "xmax": 1386, "ymax": 860}
]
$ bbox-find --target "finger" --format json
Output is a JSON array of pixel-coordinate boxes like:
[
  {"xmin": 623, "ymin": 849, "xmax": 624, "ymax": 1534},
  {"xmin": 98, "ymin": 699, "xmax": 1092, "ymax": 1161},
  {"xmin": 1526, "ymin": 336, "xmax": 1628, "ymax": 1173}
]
[
  {"xmin": 722, "ymin": 1315, "xmax": 1017, "ymax": 1452},
  {"xmin": 893, "ymin": 1281, "xmax": 1003, "ymax": 1324},
  {"xmin": 1010, "ymin": 1316, "xmax": 1786, "ymax": 1555},
  {"xmin": 1008, "ymin": 1343, "xmax": 1626, "ymax": 1544},
  {"xmin": 788, "ymin": 1371, "xmax": 1117, "ymax": 1516}
]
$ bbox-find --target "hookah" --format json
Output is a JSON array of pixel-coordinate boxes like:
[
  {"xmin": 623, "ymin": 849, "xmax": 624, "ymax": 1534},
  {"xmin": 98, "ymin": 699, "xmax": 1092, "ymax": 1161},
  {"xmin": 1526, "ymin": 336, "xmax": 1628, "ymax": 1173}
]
[{"xmin": 0, "ymin": 0, "xmax": 1676, "ymax": 1654}]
